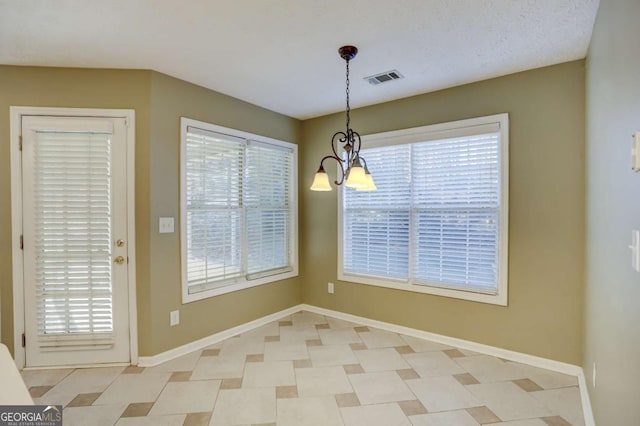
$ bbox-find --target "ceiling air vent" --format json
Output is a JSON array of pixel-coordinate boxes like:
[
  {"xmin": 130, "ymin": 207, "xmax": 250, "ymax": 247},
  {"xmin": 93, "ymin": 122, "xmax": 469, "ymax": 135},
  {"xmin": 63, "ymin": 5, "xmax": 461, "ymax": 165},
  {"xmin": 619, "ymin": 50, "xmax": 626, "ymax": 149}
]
[{"xmin": 365, "ymin": 70, "xmax": 404, "ymax": 86}]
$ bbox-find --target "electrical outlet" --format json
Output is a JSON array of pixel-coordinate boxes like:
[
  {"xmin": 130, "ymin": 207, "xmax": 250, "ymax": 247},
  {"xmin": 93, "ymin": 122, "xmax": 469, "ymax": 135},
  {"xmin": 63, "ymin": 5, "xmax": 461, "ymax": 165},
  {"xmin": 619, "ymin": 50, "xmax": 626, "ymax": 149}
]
[
  {"xmin": 328, "ymin": 282, "xmax": 334, "ymax": 294},
  {"xmin": 170, "ymin": 310, "xmax": 180, "ymax": 326},
  {"xmin": 592, "ymin": 362, "xmax": 597, "ymax": 388}
]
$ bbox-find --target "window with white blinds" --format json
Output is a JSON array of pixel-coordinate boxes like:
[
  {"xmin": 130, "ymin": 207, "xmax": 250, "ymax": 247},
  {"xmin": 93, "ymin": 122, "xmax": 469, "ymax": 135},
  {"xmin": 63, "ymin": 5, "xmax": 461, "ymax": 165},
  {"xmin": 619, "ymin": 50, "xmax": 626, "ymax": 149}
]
[
  {"xmin": 181, "ymin": 118, "xmax": 297, "ymax": 302},
  {"xmin": 340, "ymin": 114, "xmax": 509, "ymax": 305},
  {"xmin": 245, "ymin": 142, "xmax": 293, "ymax": 278}
]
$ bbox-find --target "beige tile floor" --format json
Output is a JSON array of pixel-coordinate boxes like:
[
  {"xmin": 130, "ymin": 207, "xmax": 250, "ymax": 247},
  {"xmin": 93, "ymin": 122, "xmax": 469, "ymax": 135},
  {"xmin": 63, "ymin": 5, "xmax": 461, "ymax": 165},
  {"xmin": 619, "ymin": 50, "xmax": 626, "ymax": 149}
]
[{"xmin": 21, "ymin": 311, "xmax": 585, "ymax": 426}]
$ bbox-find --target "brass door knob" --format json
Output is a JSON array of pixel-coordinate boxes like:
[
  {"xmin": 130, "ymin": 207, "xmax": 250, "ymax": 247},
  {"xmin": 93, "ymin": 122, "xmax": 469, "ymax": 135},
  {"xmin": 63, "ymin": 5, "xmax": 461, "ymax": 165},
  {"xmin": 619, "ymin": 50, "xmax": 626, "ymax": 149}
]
[
  {"xmin": 114, "ymin": 256, "xmax": 125, "ymax": 265},
  {"xmin": 116, "ymin": 239, "xmax": 125, "ymax": 247}
]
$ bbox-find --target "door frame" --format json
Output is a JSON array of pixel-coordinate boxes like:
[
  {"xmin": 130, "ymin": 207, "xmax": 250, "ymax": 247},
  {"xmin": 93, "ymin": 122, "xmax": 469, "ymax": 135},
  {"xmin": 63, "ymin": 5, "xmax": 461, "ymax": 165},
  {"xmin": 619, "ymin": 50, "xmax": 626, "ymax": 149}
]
[{"xmin": 9, "ymin": 106, "xmax": 138, "ymax": 369}]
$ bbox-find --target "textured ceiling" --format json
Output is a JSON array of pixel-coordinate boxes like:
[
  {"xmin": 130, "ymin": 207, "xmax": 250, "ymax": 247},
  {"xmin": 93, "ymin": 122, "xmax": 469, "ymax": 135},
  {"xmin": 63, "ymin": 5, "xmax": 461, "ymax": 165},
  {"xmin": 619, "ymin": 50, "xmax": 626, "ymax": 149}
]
[{"xmin": 0, "ymin": 0, "xmax": 599, "ymax": 119}]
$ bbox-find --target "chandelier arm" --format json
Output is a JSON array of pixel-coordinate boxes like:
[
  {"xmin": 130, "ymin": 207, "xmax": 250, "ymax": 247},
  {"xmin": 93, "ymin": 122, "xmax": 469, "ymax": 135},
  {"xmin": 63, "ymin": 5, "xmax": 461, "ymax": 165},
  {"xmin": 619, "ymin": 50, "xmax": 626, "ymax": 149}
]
[
  {"xmin": 318, "ymin": 154, "xmax": 346, "ymax": 186},
  {"xmin": 359, "ymin": 156, "xmax": 368, "ymax": 169},
  {"xmin": 331, "ymin": 131, "xmax": 348, "ymax": 159},
  {"xmin": 351, "ymin": 130, "xmax": 362, "ymax": 160}
]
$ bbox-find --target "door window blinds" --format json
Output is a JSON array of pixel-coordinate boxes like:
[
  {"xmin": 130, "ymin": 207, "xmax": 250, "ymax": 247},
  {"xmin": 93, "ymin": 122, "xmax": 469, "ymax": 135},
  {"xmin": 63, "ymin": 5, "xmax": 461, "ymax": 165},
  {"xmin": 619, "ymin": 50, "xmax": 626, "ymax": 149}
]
[
  {"xmin": 343, "ymin": 130, "xmax": 502, "ymax": 294},
  {"xmin": 184, "ymin": 127, "xmax": 294, "ymax": 293},
  {"xmin": 33, "ymin": 130, "xmax": 115, "ymax": 348}
]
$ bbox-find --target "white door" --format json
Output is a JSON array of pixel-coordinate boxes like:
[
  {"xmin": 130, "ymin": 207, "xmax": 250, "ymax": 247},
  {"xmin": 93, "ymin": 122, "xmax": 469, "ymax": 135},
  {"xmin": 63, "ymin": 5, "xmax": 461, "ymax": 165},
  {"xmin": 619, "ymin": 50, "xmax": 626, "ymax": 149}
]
[{"xmin": 21, "ymin": 115, "xmax": 131, "ymax": 367}]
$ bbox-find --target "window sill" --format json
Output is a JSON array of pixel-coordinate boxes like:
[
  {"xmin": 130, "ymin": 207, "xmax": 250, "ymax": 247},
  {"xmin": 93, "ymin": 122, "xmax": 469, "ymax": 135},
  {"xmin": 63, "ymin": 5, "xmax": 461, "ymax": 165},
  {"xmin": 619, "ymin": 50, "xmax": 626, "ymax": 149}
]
[
  {"xmin": 182, "ymin": 269, "xmax": 298, "ymax": 304},
  {"xmin": 338, "ymin": 272, "xmax": 508, "ymax": 306}
]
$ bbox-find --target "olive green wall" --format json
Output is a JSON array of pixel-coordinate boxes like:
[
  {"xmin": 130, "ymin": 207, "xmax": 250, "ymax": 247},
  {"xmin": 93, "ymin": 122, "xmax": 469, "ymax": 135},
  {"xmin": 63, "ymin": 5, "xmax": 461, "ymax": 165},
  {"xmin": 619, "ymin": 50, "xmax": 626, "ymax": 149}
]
[
  {"xmin": 0, "ymin": 66, "xmax": 153, "ymax": 355},
  {"xmin": 300, "ymin": 61, "xmax": 586, "ymax": 365},
  {"xmin": 0, "ymin": 61, "xmax": 586, "ymax": 365},
  {"xmin": 0, "ymin": 66, "xmax": 302, "ymax": 358},
  {"xmin": 584, "ymin": 0, "xmax": 640, "ymax": 423},
  {"xmin": 147, "ymin": 71, "xmax": 302, "ymax": 355}
]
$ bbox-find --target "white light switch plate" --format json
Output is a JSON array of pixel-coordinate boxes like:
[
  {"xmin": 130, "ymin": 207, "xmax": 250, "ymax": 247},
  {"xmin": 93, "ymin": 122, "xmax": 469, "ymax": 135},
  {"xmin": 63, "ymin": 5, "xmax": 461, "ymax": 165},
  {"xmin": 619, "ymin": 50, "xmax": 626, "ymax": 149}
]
[
  {"xmin": 632, "ymin": 132, "xmax": 640, "ymax": 172},
  {"xmin": 159, "ymin": 217, "xmax": 175, "ymax": 234},
  {"xmin": 170, "ymin": 310, "xmax": 180, "ymax": 326},
  {"xmin": 630, "ymin": 230, "xmax": 640, "ymax": 272}
]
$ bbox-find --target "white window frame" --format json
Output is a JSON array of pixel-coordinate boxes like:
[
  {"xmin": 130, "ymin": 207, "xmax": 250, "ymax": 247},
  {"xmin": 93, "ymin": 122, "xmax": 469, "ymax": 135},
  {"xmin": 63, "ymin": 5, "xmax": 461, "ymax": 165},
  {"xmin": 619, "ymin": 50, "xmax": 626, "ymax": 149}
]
[
  {"xmin": 338, "ymin": 114, "xmax": 509, "ymax": 306},
  {"xmin": 180, "ymin": 117, "xmax": 298, "ymax": 303}
]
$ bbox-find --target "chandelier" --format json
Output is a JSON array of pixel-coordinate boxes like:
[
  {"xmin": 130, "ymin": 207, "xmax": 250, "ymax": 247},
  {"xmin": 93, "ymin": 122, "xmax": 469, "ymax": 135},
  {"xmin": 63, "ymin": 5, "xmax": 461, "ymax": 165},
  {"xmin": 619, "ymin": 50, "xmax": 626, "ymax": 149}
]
[{"xmin": 310, "ymin": 46, "xmax": 376, "ymax": 192}]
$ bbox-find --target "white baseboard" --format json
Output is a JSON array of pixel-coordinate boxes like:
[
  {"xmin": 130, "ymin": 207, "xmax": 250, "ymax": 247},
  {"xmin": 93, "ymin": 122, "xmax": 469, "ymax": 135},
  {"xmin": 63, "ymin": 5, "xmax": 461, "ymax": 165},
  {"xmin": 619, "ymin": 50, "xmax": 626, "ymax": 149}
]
[
  {"xmin": 137, "ymin": 305, "xmax": 302, "ymax": 367},
  {"xmin": 136, "ymin": 302, "xmax": 594, "ymax": 424},
  {"xmin": 300, "ymin": 304, "xmax": 580, "ymax": 375},
  {"xmin": 22, "ymin": 362, "xmax": 130, "ymax": 371},
  {"xmin": 577, "ymin": 370, "xmax": 596, "ymax": 426}
]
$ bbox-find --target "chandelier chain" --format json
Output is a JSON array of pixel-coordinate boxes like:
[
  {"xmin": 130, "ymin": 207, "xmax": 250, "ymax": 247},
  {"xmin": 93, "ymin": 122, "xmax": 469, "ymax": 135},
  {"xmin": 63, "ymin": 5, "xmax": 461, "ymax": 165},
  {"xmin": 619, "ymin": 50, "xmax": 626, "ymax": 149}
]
[{"xmin": 345, "ymin": 59, "xmax": 351, "ymax": 132}]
